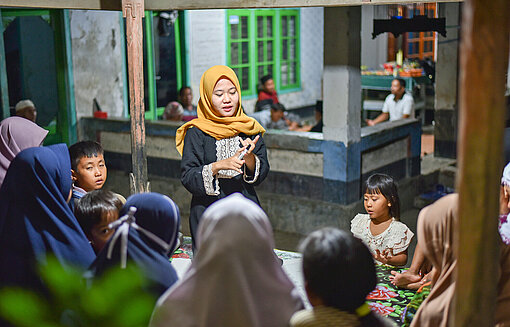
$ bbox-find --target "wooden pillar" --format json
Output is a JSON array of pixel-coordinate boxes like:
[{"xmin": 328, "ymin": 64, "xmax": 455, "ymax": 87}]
[
  {"xmin": 122, "ymin": 0, "xmax": 149, "ymax": 194},
  {"xmin": 454, "ymin": 0, "xmax": 510, "ymax": 325}
]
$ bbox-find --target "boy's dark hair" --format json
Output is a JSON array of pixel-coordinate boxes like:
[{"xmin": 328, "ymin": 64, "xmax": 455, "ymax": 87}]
[
  {"xmin": 69, "ymin": 141, "xmax": 104, "ymax": 171},
  {"xmin": 270, "ymin": 103, "xmax": 286, "ymax": 112},
  {"xmin": 364, "ymin": 173, "xmax": 400, "ymax": 220},
  {"xmin": 179, "ymin": 86, "xmax": 191, "ymax": 96},
  {"xmin": 75, "ymin": 190, "xmax": 122, "ymax": 235},
  {"xmin": 300, "ymin": 228, "xmax": 376, "ymax": 312},
  {"xmin": 260, "ymin": 74, "xmax": 272, "ymax": 85},
  {"xmin": 395, "ymin": 78, "xmax": 406, "ymax": 89}
]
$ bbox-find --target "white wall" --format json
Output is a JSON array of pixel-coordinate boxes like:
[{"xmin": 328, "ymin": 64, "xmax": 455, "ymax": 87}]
[
  {"xmin": 187, "ymin": 10, "xmax": 226, "ymax": 106},
  {"xmin": 361, "ymin": 5, "xmax": 388, "ymax": 69},
  {"xmin": 70, "ymin": 10, "xmax": 125, "ymax": 119}
]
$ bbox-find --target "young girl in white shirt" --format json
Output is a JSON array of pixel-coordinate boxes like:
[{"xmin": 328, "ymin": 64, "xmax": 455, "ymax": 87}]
[{"xmin": 351, "ymin": 173, "xmax": 414, "ymax": 266}]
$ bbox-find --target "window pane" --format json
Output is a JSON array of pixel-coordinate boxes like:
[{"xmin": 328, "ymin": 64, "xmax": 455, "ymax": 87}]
[
  {"xmin": 267, "ymin": 16, "xmax": 273, "ymax": 37},
  {"xmin": 234, "ymin": 68, "xmax": 240, "ymax": 80},
  {"xmin": 241, "ymin": 16, "xmax": 248, "ymax": 38},
  {"xmin": 281, "ymin": 63, "xmax": 288, "ymax": 86},
  {"xmin": 258, "ymin": 65, "xmax": 264, "ymax": 81},
  {"xmin": 282, "ymin": 16, "xmax": 288, "ymax": 37},
  {"xmin": 242, "ymin": 42, "xmax": 249, "ymax": 64},
  {"xmin": 267, "ymin": 41, "xmax": 273, "ymax": 61},
  {"xmin": 231, "ymin": 22, "xmax": 238, "ymax": 39},
  {"xmin": 267, "ymin": 64, "xmax": 273, "ymax": 76},
  {"xmin": 289, "ymin": 16, "xmax": 296, "ymax": 37},
  {"xmin": 231, "ymin": 42, "xmax": 239, "ymax": 65},
  {"xmin": 242, "ymin": 67, "xmax": 249, "ymax": 89},
  {"xmin": 290, "ymin": 39, "xmax": 295, "ymax": 60},
  {"xmin": 257, "ymin": 41, "xmax": 264, "ymax": 62},
  {"xmin": 257, "ymin": 16, "xmax": 264, "ymax": 38},
  {"xmin": 290, "ymin": 62, "xmax": 297, "ymax": 84},
  {"xmin": 282, "ymin": 39, "xmax": 288, "ymax": 60}
]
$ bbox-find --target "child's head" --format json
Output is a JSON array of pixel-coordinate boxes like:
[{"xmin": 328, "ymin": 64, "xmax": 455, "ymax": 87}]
[
  {"xmin": 363, "ymin": 173, "xmax": 400, "ymax": 220},
  {"xmin": 75, "ymin": 189, "xmax": 122, "ymax": 253},
  {"xmin": 300, "ymin": 228, "xmax": 376, "ymax": 311},
  {"xmin": 69, "ymin": 141, "xmax": 106, "ymax": 192}
]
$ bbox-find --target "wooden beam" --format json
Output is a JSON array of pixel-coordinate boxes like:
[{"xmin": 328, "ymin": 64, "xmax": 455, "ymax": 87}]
[
  {"xmin": 122, "ymin": 0, "xmax": 149, "ymax": 194},
  {"xmin": 0, "ymin": 0, "xmax": 463, "ymax": 10},
  {"xmin": 453, "ymin": 0, "xmax": 510, "ymax": 325}
]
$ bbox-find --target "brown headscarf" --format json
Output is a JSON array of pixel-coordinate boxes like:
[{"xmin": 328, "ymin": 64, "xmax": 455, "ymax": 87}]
[
  {"xmin": 410, "ymin": 193, "xmax": 458, "ymax": 327},
  {"xmin": 175, "ymin": 65, "xmax": 265, "ymax": 155}
]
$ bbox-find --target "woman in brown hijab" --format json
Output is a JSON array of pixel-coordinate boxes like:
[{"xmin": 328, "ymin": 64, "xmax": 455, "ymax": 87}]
[{"xmin": 410, "ymin": 194, "xmax": 458, "ymax": 327}]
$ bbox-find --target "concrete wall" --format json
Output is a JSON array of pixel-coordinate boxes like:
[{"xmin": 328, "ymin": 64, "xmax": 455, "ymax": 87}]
[
  {"xmin": 187, "ymin": 9, "xmax": 226, "ymax": 106},
  {"xmin": 361, "ymin": 5, "xmax": 388, "ymax": 69},
  {"xmin": 80, "ymin": 117, "xmax": 421, "ymax": 235},
  {"xmin": 70, "ymin": 10, "xmax": 125, "ymax": 121}
]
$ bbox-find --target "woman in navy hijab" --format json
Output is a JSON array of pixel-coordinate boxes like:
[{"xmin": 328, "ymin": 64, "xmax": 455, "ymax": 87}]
[
  {"xmin": 88, "ymin": 193, "xmax": 180, "ymax": 298},
  {"xmin": 0, "ymin": 144, "xmax": 95, "ymax": 293}
]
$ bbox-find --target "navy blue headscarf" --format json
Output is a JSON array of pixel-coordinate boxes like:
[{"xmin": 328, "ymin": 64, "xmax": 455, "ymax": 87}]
[
  {"xmin": 88, "ymin": 193, "xmax": 180, "ymax": 297},
  {"xmin": 0, "ymin": 144, "xmax": 95, "ymax": 292}
]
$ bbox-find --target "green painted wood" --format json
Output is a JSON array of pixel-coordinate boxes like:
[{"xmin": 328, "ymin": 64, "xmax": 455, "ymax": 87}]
[
  {"xmin": 0, "ymin": 10, "xmax": 10, "ymax": 119},
  {"xmin": 119, "ymin": 12, "xmax": 129, "ymax": 117},
  {"xmin": 145, "ymin": 10, "xmax": 157, "ymax": 120}
]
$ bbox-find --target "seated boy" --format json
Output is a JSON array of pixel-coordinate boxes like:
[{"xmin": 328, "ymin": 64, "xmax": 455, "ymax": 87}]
[
  {"xmin": 290, "ymin": 228, "xmax": 394, "ymax": 327},
  {"xmin": 75, "ymin": 190, "xmax": 123, "ymax": 253}
]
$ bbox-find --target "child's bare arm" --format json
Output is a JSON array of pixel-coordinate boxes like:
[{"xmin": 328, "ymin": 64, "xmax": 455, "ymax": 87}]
[{"xmin": 374, "ymin": 249, "xmax": 408, "ymax": 266}]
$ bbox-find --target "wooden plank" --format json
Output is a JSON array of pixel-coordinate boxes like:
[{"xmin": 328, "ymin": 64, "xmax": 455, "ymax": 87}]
[
  {"xmin": 123, "ymin": 0, "xmax": 149, "ymax": 194},
  {"xmin": 0, "ymin": 0, "xmax": 463, "ymax": 10},
  {"xmin": 453, "ymin": 0, "xmax": 510, "ymax": 325}
]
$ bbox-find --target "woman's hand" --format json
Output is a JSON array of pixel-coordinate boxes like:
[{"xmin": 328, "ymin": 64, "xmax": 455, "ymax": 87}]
[
  {"xmin": 211, "ymin": 147, "xmax": 247, "ymax": 175},
  {"xmin": 374, "ymin": 249, "xmax": 392, "ymax": 264},
  {"xmin": 240, "ymin": 135, "xmax": 259, "ymax": 173}
]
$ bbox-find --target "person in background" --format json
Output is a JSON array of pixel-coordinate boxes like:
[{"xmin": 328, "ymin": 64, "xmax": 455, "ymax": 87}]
[
  {"xmin": 251, "ymin": 103, "xmax": 304, "ymax": 131},
  {"xmin": 74, "ymin": 190, "xmax": 123, "ymax": 254},
  {"xmin": 310, "ymin": 100, "xmax": 323, "ymax": 133},
  {"xmin": 291, "ymin": 228, "xmax": 394, "ymax": 327},
  {"xmin": 151, "ymin": 193, "xmax": 303, "ymax": 327},
  {"xmin": 0, "ymin": 144, "xmax": 95, "ymax": 293},
  {"xmin": 69, "ymin": 141, "xmax": 107, "ymax": 207},
  {"xmin": 178, "ymin": 86, "xmax": 198, "ymax": 121},
  {"xmin": 162, "ymin": 101, "xmax": 184, "ymax": 121},
  {"xmin": 257, "ymin": 75, "xmax": 279, "ymax": 105},
  {"xmin": 15, "ymin": 99, "xmax": 37, "ymax": 123},
  {"xmin": 0, "ymin": 116, "xmax": 48, "ymax": 188},
  {"xmin": 366, "ymin": 78, "xmax": 414, "ymax": 126}
]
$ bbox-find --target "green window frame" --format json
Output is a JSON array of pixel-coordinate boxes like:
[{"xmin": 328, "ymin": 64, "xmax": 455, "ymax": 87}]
[
  {"xmin": 279, "ymin": 10, "xmax": 300, "ymax": 90},
  {"xmin": 226, "ymin": 9, "xmax": 300, "ymax": 97},
  {"xmin": 226, "ymin": 10, "xmax": 252, "ymax": 95}
]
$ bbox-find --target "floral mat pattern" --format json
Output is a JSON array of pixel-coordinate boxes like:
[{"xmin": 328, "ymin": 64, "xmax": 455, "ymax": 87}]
[
  {"xmin": 171, "ymin": 236, "xmax": 302, "ymax": 261},
  {"xmin": 367, "ymin": 264, "xmax": 417, "ymax": 326},
  {"xmin": 171, "ymin": 238, "xmax": 415, "ymax": 326}
]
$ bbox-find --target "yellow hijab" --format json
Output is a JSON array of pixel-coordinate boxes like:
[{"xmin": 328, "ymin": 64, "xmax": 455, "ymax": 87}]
[{"xmin": 175, "ymin": 65, "xmax": 265, "ymax": 155}]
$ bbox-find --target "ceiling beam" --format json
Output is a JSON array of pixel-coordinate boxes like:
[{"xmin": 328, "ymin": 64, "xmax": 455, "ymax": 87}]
[{"xmin": 0, "ymin": 0, "xmax": 463, "ymax": 11}]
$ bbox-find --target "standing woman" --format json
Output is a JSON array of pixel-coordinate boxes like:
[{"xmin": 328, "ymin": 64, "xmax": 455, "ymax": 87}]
[{"xmin": 176, "ymin": 65, "xmax": 268, "ymax": 248}]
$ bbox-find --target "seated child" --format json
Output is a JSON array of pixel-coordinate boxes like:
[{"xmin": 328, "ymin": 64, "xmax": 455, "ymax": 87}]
[
  {"xmin": 68, "ymin": 141, "xmax": 125, "ymax": 211},
  {"xmin": 290, "ymin": 228, "xmax": 394, "ymax": 327},
  {"xmin": 351, "ymin": 173, "xmax": 413, "ymax": 266},
  {"xmin": 69, "ymin": 141, "xmax": 107, "ymax": 202},
  {"xmin": 74, "ymin": 189, "xmax": 123, "ymax": 253}
]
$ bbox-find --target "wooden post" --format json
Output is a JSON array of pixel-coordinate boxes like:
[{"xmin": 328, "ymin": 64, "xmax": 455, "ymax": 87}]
[
  {"xmin": 122, "ymin": 0, "xmax": 149, "ymax": 194},
  {"xmin": 454, "ymin": 0, "xmax": 510, "ymax": 325}
]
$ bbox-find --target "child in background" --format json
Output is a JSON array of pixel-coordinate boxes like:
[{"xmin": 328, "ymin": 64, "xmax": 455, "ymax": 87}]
[
  {"xmin": 290, "ymin": 228, "xmax": 394, "ymax": 327},
  {"xmin": 74, "ymin": 190, "xmax": 123, "ymax": 253},
  {"xmin": 69, "ymin": 141, "xmax": 107, "ymax": 203},
  {"xmin": 351, "ymin": 173, "xmax": 413, "ymax": 266}
]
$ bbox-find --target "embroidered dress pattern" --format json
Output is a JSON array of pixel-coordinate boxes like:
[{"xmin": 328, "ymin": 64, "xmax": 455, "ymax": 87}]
[
  {"xmin": 216, "ymin": 136, "xmax": 242, "ymax": 178},
  {"xmin": 243, "ymin": 155, "xmax": 260, "ymax": 183},
  {"xmin": 202, "ymin": 164, "xmax": 220, "ymax": 196}
]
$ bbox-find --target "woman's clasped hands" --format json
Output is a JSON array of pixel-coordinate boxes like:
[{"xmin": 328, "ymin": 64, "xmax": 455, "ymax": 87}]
[{"xmin": 212, "ymin": 135, "xmax": 260, "ymax": 175}]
